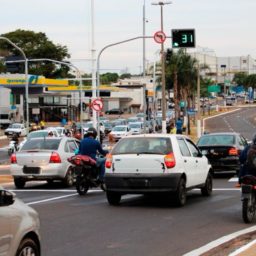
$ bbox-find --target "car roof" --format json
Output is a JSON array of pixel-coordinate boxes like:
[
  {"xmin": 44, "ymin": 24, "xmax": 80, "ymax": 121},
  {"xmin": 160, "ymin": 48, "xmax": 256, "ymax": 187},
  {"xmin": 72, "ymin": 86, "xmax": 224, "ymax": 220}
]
[
  {"xmin": 125, "ymin": 134, "xmax": 189, "ymax": 139},
  {"xmin": 201, "ymin": 132, "xmax": 240, "ymax": 136}
]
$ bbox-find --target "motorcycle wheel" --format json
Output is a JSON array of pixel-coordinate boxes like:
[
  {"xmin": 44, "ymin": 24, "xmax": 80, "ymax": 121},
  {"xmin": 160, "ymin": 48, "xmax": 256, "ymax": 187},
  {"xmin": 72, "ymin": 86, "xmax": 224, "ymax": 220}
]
[
  {"xmin": 76, "ymin": 177, "xmax": 89, "ymax": 196},
  {"xmin": 242, "ymin": 195, "xmax": 256, "ymax": 223}
]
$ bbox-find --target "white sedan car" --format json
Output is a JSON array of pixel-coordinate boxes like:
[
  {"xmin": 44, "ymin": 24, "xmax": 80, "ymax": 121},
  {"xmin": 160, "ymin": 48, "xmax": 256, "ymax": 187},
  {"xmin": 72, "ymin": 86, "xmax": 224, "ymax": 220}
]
[
  {"xmin": 0, "ymin": 187, "xmax": 41, "ymax": 256},
  {"xmin": 109, "ymin": 125, "xmax": 131, "ymax": 142},
  {"xmin": 4, "ymin": 123, "xmax": 27, "ymax": 137},
  {"xmin": 10, "ymin": 137, "xmax": 80, "ymax": 188},
  {"xmin": 105, "ymin": 134, "xmax": 212, "ymax": 206}
]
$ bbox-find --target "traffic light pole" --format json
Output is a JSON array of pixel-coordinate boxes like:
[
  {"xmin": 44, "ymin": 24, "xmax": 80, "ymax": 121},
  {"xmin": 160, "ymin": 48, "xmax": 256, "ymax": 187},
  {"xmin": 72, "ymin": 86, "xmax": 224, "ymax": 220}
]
[{"xmin": 0, "ymin": 36, "xmax": 29, "ymax": 131}]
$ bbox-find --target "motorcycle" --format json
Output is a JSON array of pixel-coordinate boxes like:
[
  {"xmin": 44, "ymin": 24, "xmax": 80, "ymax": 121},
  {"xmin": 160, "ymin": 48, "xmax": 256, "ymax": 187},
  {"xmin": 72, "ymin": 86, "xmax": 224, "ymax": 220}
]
[
  {"xmin": 67, "ymin": 154, "xmax": 106, "ymax": 195},
  {"xmin": 241, "ymin": 175, "xmax": 256, "ymax": 223},
  {"xmin": 8, "ymin": 140, "xmax": 18, "ymax": 156}
]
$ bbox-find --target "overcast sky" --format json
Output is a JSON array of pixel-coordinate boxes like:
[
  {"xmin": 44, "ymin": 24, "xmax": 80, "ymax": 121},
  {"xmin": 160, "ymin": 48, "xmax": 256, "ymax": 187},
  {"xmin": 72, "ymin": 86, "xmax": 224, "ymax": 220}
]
[{"xmin": 1, "ymin": 0, "xmax": 255, "ymax": 74}]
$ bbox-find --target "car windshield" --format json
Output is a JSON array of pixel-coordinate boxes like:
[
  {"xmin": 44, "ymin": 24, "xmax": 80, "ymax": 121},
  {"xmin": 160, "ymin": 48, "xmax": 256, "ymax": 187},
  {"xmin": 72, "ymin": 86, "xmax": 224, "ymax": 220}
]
[
  {"xmin": 197, "ymin": 135, "xmax": 235, "ymax": 146},
  {"xmin": 129, "ymin": 123, "xmax": 141, "ymax": 128},
  {"xmin": 9, "ymin": 124, "xmax": 21, "ymax": 129},
  {"xmin": 21, "ymin": 138, "xmax": 61, "ymax": 151},
  {"xmin": 111, "ymin": 137, "xmax": 173, "ymax": 155},
  {"xmin": 112, "ymin": 126, "xmax": 126, "ymax": 132},
  {"xmin": 27, "ymin": 131, "xmax": 48, "ymax": 139},
  {"xmin": 84, "ymin": 122, "xmax": 93, "ymax": 128}
]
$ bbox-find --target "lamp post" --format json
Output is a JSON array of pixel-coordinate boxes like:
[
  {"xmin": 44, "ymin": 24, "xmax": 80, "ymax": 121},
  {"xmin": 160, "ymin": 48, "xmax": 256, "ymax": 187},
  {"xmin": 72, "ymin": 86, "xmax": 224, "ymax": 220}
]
[
  {"xmin": 0, "ymin": 36, "xmax": 29, "ymax": 130},
  {"xmin": 151, "ymin": 1, "xmax": 171, "ymax": 134},
  {"xmin": 143, "ymin": 0, "xmax": 146, "ymax": 77}
]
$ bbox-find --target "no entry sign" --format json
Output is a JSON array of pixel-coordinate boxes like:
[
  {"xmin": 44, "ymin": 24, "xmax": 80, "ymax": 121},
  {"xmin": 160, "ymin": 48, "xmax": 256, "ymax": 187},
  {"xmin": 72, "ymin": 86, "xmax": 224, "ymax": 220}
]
[{"xmin": 154, "ymin": 31, "xmax": 166, "ymax": 44}]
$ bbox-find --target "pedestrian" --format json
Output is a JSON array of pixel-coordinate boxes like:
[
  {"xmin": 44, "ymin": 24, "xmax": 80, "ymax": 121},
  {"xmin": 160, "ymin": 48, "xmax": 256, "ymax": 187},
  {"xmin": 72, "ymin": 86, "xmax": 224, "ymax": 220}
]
[
  {"xmin": 39, "ymin": 120, "xmax": 45, "ymax": 130},
  {"xmin": 34, "ymin": 115, "xmax": 39, "ymax": 125},
  {"xmin": 61, "ymin": 117, "xmax": 67, "ymax": 127},
  {"xmin": 170, "ymin": 122, "xmax": 177, "ymax": 134},
  {"xmin": 176, "ymin": 117, "xmax": 183, "ymax": 134}
]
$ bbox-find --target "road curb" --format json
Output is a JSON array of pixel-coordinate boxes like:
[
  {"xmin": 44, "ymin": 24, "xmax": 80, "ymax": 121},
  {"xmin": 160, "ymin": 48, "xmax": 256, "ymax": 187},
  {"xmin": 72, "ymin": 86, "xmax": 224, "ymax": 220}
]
[{"xmin": 183, "ymin": 226, "xmax": 256, "ymax": 256}]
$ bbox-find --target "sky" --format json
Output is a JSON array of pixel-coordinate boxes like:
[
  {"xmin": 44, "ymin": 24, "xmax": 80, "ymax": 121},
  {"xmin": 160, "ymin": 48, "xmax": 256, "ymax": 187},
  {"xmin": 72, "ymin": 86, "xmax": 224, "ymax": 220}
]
[{"xmin": 1, "ymin": 0, "xmax": 255, "ymax": 75}]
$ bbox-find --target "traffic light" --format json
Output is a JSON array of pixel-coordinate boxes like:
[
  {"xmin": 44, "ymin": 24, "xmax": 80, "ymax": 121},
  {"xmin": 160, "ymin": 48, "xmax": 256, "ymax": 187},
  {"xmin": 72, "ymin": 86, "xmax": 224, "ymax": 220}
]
[
  {"xmin": 172, "ymin": 29, "xmax": 195, "ymax": 48},
  {"xmin": 165, "ymin": 48, "xmax": 173, "ymax": 64},
  {"xmin": 5, "ymin": 56, "xmax": 24, "ymax": 73}
]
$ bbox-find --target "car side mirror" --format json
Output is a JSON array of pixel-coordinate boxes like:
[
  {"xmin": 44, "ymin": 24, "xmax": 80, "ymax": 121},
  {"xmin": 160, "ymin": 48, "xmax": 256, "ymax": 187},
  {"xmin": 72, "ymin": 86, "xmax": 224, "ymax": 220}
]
[{"xmin": 0, "ymin": 190, "xmax": 15, "ymax": 206}]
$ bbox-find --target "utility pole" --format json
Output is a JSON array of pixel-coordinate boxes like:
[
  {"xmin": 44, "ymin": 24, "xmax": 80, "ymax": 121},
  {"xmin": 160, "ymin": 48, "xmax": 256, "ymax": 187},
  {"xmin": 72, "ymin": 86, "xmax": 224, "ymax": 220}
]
[{"xmin": 152, "ymin": 1, "xmax": 172, "ymax": 134}]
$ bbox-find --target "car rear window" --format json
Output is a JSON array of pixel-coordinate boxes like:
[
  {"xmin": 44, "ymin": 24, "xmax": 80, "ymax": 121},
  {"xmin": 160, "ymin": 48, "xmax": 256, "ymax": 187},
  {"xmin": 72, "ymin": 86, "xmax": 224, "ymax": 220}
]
[
  {"xmin": 21, "ymin": 139, "xmax": 61, "ymax": 151},
  {"xmin": 197, "ymin": 135, "xmax": 235, "ymax": 146},
  {"xmin": 111, "ymin": 137, "xmax": 173, "ymax": 155}
]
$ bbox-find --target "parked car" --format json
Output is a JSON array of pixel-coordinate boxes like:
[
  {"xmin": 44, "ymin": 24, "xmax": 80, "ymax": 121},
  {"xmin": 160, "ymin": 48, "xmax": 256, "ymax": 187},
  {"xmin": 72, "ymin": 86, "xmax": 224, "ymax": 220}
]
[
  {"xmin": 105, "ymin": 134, "xmax": 212, "ymax": 206},
  {"xmin": 5, "ymin": 123, "xmax": 27, "ymax": 137},
  {"xmin": 109, "ymin": 125, "xmax": 131, "ymax": 142},
  {"xmin": 197, "ymin": 132, "xmax": 248, "ymax": 175},
  {"xmin": 0, "ymin": 186, "xmax": 41, "ymax": 256},
  {"xmin": 105, "ymin": 108, "xmax": 124, "ymax": 115},
  {"xmin": 10, "ymin": 136, "xmax": 80, "ymax": 188}
]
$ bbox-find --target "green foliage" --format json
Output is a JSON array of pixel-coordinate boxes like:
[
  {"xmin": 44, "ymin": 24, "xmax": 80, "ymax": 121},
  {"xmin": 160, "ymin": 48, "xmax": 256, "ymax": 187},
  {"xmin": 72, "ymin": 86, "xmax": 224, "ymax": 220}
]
[
  {"xmin": 0, "ymin": 29, "xmax": 70, "ymax": 78},
  {"xmin": 120, "ymin": 73, "xmax": 131, "ymax": 79},
  {"xmin": 245, "ymin": 74, "xmax": 256, "ymax": 88},
  {"xmin": 100, "ymin": 72, "xmax": 119, "ymax": 84},
  {"xmin": 232, "ymin": 72, "xmax": 247, "ymax": 86}
]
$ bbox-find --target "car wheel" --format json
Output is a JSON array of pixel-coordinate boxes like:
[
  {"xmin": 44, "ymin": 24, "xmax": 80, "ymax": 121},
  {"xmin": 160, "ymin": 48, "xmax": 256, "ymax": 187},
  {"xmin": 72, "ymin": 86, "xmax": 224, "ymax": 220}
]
[
  {"xmin": 201, "ymin": 173, "xmax": 213, "ymax": 196},
  {"xmin": 174, "ymin": 178, "xmax": 186, "ymax": 207},
  {"xmin": 106, "ymin": 191, "xmax": 121, "ymax": 205},
  {"xmin": 63, "ymin": 168, "xmax": 74, "ymax": 187},
  {"xmin": 14, "ymin": 178, "xmax": 26, "ymax": 189},
  {"xmin": 16, "ymin": 237, "xmax": 40, "ymax": 256}
]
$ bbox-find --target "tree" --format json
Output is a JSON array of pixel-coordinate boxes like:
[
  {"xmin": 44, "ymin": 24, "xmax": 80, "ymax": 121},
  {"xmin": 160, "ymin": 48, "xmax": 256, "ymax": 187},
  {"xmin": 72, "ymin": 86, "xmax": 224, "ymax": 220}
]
[
  {"xmin": 233, "ymin": 72, "xmax": 248, "ymax": 86},
  {"xmin": 245, "ymin": 74, "xmax": 256, "ymax": 88},
  {"xmin": 100, "ymin": 72, "xmax": 119, "ymax": 84},
  {"xmin": 120, "ymin": 73, "xmax": 132, "ymax": 79},
  {"xmin": 0, "ymin": 29, "xmax": 70, "ymax": 78}
]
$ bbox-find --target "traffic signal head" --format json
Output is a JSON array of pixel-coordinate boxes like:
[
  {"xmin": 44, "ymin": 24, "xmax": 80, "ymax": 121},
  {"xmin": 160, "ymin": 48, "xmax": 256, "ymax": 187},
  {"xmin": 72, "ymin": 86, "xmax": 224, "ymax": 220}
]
[
  {"xmin": 172, "ymin": 29, "xmax": 195, "ymax": 48},
  {"xmin": 165, "ymin": 48, "xmax": 173, "ymax": 64},
  {"xmin": 5, "ymin": 56, "xmax": 24, "ymax": 73}
]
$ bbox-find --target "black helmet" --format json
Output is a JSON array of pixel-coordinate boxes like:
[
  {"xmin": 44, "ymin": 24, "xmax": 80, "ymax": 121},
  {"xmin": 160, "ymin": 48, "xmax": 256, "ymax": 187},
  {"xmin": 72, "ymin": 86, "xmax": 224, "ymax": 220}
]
[{"xmin": 87, "ymin": 127, "xmax": 97, "ymax": 139}]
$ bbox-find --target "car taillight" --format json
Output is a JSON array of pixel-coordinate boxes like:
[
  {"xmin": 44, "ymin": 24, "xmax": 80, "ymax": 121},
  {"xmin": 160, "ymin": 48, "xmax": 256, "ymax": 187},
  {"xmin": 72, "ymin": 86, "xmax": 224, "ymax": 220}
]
[
  {"xmin": 229, "ymin": 147, "xmax": 238, "ymax": 156},
  {"xmin": 10, "ymin": 154, "xmax": 17, "ymax": 164},
  {"xmin": 49, "ymin": 152, "xmax": 61, "ymax": 163},
  {"xmin": 105, "ymin": 154, "xmax": 112, "ymax": 169},
  {"xmin": 164, "ymin": 153, "xmax": 176, "ymax": 168}
]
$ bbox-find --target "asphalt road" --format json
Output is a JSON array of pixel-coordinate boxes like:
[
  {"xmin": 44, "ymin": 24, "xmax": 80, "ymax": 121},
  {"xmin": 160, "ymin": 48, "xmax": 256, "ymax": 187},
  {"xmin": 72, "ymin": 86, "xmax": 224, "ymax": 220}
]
[{"xmin": 1, "ymin": 107, "xmax": 256, "ymax": 256}]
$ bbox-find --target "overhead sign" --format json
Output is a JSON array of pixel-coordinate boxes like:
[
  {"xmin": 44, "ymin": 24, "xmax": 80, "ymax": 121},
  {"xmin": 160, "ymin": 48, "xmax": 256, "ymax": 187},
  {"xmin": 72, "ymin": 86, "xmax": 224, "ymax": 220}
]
[
  {"xmin": 172, "ymin": 29, "xmax": 195, "ymax": 48},
  {"xmin": 91, "ymin": 98, "xmax": 103, "ymax": 112},
  {"xmin": 208, "ymin": 84, "xmax": 221, "ymax": 93},
  {"xmin": 154, "ymin": 31, "xmax": 166, "ymax": 44}
]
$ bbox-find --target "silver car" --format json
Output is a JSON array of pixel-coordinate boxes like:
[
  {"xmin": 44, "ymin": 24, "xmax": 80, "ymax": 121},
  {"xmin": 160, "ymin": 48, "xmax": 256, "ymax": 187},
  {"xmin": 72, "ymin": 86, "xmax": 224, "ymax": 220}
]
[
  {"xmin": 0, "ymin": 187, "xmax": 41, "ymax": 256},
  {"xmin": 10, "ymin": 137, "xmax": 80, "ymax": 188}
]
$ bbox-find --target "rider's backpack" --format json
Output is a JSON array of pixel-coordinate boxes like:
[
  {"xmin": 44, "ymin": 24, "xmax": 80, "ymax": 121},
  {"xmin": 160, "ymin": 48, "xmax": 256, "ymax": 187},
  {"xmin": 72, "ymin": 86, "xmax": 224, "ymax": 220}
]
[{"xmin": 246, "ymin": 145, "xmax": 256, "ymax": 171}]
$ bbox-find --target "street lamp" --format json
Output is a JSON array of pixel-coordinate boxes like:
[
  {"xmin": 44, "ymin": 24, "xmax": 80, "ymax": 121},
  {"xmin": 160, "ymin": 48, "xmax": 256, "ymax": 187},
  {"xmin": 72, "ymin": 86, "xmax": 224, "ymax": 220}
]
[
  {"xmin": 151, "ymin": 1, "xmax": 172, "ymax": 134},
  {"xmin": 0, "ymin": 36, "xmax": 29, "ymax": 131}
]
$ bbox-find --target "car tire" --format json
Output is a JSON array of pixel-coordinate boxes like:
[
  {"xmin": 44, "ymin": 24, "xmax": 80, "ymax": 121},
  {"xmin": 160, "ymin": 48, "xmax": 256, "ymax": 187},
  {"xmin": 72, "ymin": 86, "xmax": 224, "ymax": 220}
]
[
  {"xmin": 174, "ymin": 178, "xmax": 186, "ymax": 207},
  {"xmin": 63, "ymin": 168, "xmax": 74, "ymax": 187},
  {"xmin": 201, "ymin": 173, "xmax": 213, "ymax": 196},
  {"xmin": 16, "ymin": 237, "xmax": 40, "ymax": 256},
  {"xmin": 14, "ymin": 178, "xmax": 26, "ymax": 189},
  {"xmin": 106, "ymin": 191, "xmax": 121, "ymax": 205}
]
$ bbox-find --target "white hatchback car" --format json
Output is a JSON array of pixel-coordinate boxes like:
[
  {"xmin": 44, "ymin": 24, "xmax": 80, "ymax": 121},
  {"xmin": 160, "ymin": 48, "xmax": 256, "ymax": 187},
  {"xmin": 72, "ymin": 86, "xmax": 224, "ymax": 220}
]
[
  {"xmin": 4, "ymin": 123, "xmax": 27, "ymax": 137},
  {"xmin": 109, "ymin": 125, "xmax": 131, "ymax": 142},
  {"xmin": 0, "ymin": 187, "xmax": 41, "ymax": 256},
  {"xmin": 105, "ymin": 134, "xmax": 212, "ymax": 206}
]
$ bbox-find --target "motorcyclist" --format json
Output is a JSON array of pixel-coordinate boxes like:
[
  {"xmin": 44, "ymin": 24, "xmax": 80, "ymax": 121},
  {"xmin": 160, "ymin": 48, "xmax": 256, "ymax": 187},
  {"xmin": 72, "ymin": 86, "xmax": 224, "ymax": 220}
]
[
  {"xmin": 239, "ymin": 134, "xmax": 256, "ymax": 182},
  {"xmin": 78, "ymin": 127, "xmax": 108, "ymax": 183},
  {"xmin": 11, "ymin": 133, "xmax": 19, "ymax": 151}
]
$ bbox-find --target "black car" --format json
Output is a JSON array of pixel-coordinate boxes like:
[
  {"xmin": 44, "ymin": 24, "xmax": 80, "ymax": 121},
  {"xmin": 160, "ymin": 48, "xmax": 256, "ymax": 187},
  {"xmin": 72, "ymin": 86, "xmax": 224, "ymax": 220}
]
[
  {"xmin": 197, "ymin": 132, "xmax": 248, "ymax": 175},
  {"xmin": 105, "ymin": 108, "xmax": 123, "ymax": 115}
]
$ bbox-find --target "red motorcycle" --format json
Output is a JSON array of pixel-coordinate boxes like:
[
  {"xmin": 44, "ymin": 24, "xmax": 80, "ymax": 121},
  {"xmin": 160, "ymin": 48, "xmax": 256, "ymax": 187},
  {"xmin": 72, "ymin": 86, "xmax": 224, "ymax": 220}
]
[{"xmin": 68, "ymin": 155, "xmax": 105, "ymax": 195}]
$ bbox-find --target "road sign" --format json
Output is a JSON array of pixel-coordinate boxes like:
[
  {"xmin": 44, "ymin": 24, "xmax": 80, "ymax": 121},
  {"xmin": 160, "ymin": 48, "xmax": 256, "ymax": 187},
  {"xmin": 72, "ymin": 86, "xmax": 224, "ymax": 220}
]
[
  {"xmin": 91, "ymin": 98, "xmax": 103, "ymax": 112},
  {"xmin": 154, "ymin": 31, "xmax": 166, "ymax": 44}
]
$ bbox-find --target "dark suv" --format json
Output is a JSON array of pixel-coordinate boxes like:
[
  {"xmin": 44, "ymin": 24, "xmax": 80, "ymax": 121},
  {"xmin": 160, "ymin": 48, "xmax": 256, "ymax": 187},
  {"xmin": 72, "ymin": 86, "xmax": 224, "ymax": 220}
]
[{"xmin": 105, "ymin": 108, "xmax": 123, "ymax": 115}]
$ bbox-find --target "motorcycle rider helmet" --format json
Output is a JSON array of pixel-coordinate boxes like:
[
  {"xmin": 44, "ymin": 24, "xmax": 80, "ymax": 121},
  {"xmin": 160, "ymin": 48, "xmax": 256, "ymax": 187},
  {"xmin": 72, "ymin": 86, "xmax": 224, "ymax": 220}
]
[{"xmin": 86, "ymin": 127, "xmax": 97, "ymax": 139}]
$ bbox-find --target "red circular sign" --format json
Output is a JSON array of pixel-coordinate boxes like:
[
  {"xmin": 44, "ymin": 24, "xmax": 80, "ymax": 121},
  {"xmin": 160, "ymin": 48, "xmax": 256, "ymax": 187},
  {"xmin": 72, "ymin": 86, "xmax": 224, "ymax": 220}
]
[
  {"xmin": 91, "ymin": 98, "xmax": 103, "ymax": 112},
  {"xmin": 154, "ymin": 31, "xmax": 166, "ymax": 44}
]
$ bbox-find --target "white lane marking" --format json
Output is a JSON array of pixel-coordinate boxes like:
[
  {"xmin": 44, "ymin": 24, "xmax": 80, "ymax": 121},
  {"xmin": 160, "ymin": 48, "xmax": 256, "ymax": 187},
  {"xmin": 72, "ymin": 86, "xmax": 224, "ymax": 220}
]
[
  {"xmin": 27, "ymin": 193, "xmax": 77, "ymax": 205},
  {"xmin": 26, "ymin": 190, "xmax": 102, "ymax": 205},
  {"xmin": 229, "ymin": 239, "xmax": 256, "ymax": 256},
  {"xmin": 229, "ymin": 177, "xmax": 238, "ymax": 182},
  {"xmin": 183, "ymin": 226, "xmax": 256, "ymax": 256}
]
